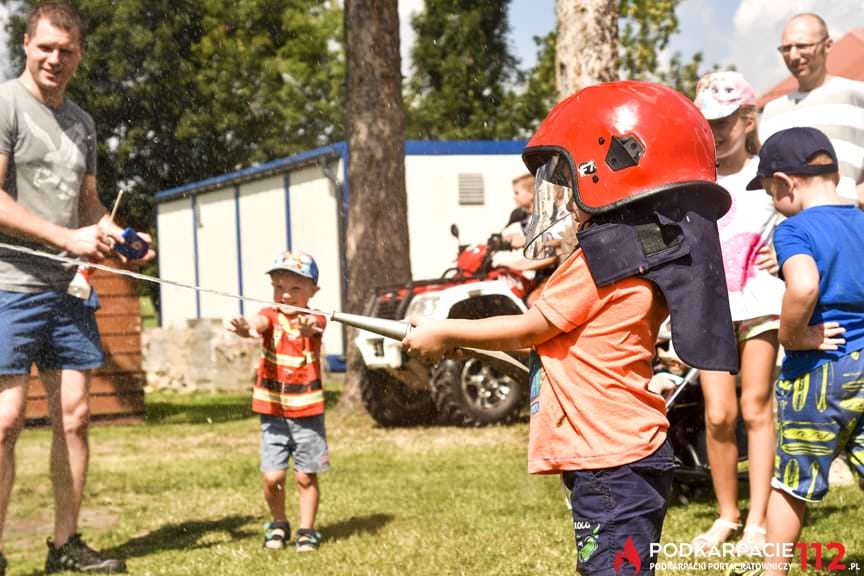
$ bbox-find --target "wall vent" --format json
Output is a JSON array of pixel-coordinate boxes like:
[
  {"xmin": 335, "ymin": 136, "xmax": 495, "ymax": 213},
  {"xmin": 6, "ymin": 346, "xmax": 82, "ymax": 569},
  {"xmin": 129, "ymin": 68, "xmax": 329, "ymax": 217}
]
[{"xmin": 458, "ymin": 173, "xmax": 485, "ymax": 205}]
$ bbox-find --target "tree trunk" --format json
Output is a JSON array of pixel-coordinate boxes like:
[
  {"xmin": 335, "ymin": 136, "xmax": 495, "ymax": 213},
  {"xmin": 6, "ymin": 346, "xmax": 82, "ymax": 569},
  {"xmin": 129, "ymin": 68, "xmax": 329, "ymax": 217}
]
[
  {"xmin": 555, "ymin": 0, "xmax": 619, "ymax": 100},
  {"xmin": 340, "ymin": 0, "xmax": 411, "ymax": 411}
]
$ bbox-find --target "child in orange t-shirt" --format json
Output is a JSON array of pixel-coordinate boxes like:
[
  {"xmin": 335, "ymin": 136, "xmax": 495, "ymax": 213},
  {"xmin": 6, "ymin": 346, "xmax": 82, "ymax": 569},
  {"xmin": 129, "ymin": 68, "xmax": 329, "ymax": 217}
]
[
  {"xmin": 404, "ymin": 81, "xmax": 738, "ymax": 575},
  {"xmin": 405, "ymin": 206, "xmax": 673, "ymax": 574}
]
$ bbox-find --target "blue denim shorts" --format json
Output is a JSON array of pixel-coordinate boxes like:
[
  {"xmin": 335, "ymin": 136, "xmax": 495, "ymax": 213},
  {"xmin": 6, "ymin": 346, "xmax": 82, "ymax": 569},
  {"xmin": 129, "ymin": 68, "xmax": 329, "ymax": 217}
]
[
  {"xmin": 773, "ymin": 349, "xmax": 864, "ymax": 502},
  {"xmin": 260, "ymin": 414, "xmax": 330, "ymax": 474},
  {"xmin": 0, "ymin": 290, "xmax": 104, "ymax": 375},
  {"xmin": 562, "ymin": 439, "xmax": 675, "ymax": 575}
]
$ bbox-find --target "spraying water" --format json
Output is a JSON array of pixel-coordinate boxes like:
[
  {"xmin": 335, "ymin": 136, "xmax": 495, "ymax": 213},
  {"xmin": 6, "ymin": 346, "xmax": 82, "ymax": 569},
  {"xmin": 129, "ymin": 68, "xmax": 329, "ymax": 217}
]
[{"xmin": 0, "ymin": 241, "xmax": 528, "ymax": 378}]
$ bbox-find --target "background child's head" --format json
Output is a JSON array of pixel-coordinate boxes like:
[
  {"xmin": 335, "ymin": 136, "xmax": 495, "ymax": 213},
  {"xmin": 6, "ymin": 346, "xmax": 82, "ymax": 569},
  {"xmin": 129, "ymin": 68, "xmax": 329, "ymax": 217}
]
[
  {"xmin": 746, "ymin": 127, "xmax": 840, "ymax": 216},
  {"xmin": 266, "ymin": 251, "xmax": 320, "ymax": 309},
  {"xmin": 512, "ymin": 173, "xmax": 534, "ymax": 211},
  {"xmin": 694, "ymin": 71, "xmax": 760, "ymax": 159}
]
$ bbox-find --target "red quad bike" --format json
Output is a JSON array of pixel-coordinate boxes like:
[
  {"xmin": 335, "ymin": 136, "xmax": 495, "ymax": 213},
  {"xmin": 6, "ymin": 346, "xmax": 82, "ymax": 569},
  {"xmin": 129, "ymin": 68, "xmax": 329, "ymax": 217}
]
[{"xmin": 355, "ymin": 225, "xmax": 540, "ymax": 427}]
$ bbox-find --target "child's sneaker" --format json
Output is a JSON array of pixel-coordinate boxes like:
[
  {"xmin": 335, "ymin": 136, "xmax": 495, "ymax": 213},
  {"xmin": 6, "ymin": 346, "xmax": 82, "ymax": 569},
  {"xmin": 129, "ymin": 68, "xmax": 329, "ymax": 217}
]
[
  {"xmin": 45, "ymin": 534, "xmax": 126, "ymax": 573},
  {"xmin": 263, "ymin": 521, "xmax": 291, "ymax": 550},
  {"xmin": 295, "ymin": 529, "xmax": 322, "ymax": 552}
]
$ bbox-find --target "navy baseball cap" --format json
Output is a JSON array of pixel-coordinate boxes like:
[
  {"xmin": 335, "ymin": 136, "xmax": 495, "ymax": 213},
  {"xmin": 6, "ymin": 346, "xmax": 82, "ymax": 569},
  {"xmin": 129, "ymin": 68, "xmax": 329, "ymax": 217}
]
[{"xmin": 746, "ymin": 127, "xmax": 839, "ymax": 190}]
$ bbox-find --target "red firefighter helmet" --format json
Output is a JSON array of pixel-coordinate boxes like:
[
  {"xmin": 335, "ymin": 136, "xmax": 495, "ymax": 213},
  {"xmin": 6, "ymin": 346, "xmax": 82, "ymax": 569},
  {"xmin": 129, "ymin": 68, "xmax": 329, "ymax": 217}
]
[{"xmin": 523, "ymin": 81, "xmax": 730, "ymax": 216}]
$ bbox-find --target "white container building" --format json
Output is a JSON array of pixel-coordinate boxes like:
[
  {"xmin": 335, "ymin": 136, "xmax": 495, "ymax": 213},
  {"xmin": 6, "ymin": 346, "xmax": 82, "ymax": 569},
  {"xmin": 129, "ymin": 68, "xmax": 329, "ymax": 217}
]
[{"xmin": 154, "ymin": 140, "xmax": 529, "ymax": 369}]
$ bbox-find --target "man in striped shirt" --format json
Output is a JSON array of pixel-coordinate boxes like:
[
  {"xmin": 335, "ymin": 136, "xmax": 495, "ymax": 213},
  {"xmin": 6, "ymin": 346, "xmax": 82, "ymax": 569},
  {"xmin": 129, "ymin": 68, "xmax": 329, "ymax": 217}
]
[
  {"xmin": 759, "ymin": 13, "xmax": 864, "ymax": 208},
  {"xmin": 228, "ymin": 250, "xmax": 328, "ymax": 552}
]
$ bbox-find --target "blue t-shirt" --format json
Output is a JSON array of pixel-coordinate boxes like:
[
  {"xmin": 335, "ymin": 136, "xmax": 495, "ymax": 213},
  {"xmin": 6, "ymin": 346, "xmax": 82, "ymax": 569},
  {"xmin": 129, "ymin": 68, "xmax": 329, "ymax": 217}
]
[{"xmin": 774, "ymin": 204, "xmax": 864, "ymax": 379}]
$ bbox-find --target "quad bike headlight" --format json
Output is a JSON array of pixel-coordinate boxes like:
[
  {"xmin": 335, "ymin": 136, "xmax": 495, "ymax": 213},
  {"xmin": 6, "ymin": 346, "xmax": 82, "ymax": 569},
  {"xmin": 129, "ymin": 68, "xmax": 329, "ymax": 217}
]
[{"xmin": 405, "ymin": 293, "xmax": 440, "ymax": 321}]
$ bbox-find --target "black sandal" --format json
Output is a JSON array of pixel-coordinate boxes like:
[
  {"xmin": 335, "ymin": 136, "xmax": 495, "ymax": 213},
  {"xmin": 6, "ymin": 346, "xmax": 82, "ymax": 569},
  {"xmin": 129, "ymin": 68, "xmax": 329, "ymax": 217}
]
[{"xmin": 263, "ymin": 521, "xmax": 291, "ymax": 550}]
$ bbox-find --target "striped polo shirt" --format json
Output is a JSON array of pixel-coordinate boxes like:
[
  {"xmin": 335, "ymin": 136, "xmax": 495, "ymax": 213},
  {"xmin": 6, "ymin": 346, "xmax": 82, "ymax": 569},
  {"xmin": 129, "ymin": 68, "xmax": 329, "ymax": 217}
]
[
  {"xmin": 252, "ymin": 307, "xmax": 326, "ymax": 418},
  {"xmin": 759, "ymin": 76, "xmax": 864, "ymax": 202}
]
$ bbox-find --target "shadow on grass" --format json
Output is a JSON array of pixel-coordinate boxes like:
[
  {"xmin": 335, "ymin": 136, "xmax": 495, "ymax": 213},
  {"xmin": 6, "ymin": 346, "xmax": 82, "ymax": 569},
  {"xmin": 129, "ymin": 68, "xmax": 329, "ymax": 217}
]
[
  {"xmin": 87, "ymin": 513, "xmax": 393, "ymax": 563},
  {"xmin": 324, "ymin": 387, "xmax": 342, "ymax": 410},
  {"xmin": 103, "ymin": 515, "xmax": 258, "ymax": 559},
  {"xmin": 806, "ymin": 503, "xmax": 858, "ymax": 524},
  {"xmin": 319, "ymin": 513, "xmax": 395, "ymax": 543},
  {"xmin": 144, "ymin": 381, "xmax": 341, "ymax": 426}
]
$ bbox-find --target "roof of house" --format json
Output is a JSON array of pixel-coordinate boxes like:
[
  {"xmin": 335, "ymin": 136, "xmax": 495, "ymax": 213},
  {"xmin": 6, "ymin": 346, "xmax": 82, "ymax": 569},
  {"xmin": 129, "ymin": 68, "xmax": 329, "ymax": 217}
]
[
  {"xmin": 757, "ymin": 27, "xmax": 864, "ymax": 108},
  {"xmin": 155, "ymin": 140, "xmax": 528, "ymax": 203}
]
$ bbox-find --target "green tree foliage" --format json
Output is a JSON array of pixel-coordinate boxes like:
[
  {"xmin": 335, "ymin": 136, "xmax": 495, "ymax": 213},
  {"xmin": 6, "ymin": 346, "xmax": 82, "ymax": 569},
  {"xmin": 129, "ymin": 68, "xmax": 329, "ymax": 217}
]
[
  {"xmin": 407, "ymin": 0, "xmax": 707, "ymax": 140},
  {"xmin": 618, "ymin": 0, "xmax": 706, "ymax": 98},
  {"xmin": 405, "ymin": 0, "xmax": 522, "ymax": 140},
  {"xmin": 510, "ymin": 0, "xmax": 709, "ymax": 130},
  {"xmin": 511, "ymin": 30, "xmax": 556, "ymax": 136},
  {"xmin": 3, "ymin": 0, "xmax": 343, "ymax": 228}
]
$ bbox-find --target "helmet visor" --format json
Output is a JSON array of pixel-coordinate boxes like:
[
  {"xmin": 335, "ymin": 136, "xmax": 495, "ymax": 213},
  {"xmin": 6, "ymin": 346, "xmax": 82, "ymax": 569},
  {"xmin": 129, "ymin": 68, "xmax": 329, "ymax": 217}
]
[{"xmin": 524, "ymin": 154, "xmax": 575, "ymax": 260}]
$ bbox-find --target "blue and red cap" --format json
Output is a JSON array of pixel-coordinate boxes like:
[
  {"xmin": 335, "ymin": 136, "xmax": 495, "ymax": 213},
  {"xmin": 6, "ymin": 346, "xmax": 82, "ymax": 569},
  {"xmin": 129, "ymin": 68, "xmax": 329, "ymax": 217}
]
[{"xmin": 266, "ymin": 251, "xmax": 319, "ymax": 284}]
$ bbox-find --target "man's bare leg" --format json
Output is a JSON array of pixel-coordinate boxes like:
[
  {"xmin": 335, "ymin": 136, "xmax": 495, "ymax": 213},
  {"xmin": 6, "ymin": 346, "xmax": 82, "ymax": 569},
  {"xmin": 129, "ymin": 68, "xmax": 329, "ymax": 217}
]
[
  {"xmin": 0, "ymin": 375, "xmax": 29, "ymax": 552},
  {"xmin": 43, "ymin": 369, "xmax": 90, "ymax": 546}
]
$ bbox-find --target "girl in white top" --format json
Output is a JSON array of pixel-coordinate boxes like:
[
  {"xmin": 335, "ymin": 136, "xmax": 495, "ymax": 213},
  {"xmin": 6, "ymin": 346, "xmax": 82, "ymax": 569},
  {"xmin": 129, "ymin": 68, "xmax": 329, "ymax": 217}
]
[{"xmin": 690, "ymin": 71, "xmax": 786, "ymax": 555}]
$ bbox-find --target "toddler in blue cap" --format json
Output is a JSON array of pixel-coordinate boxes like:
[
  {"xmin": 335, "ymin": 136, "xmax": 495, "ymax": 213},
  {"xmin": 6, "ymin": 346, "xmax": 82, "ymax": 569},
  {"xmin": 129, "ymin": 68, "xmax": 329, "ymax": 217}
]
[{"xmin": 228, "ymin": 250, "xmax": 329, "ymax": 552}]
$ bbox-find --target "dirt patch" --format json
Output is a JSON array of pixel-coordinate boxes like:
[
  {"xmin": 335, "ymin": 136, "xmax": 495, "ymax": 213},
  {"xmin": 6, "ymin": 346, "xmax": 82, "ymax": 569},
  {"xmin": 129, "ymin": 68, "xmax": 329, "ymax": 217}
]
[{"xmin": 6, "ymin": 508, "xmax": 119, "ymax": 543}]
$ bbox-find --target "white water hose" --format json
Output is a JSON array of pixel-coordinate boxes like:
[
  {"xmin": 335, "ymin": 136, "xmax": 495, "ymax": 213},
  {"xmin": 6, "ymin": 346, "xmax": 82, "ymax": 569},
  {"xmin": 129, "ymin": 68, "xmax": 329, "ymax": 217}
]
[{"xmin": 0, "ymin": 241, "xmax": 528, "ymax": 377}]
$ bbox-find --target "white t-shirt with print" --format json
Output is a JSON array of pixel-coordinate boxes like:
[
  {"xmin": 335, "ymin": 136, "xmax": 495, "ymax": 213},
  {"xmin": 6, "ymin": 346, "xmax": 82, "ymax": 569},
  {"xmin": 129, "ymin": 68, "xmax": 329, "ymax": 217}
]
[{"xmin": 716, "ymin": 156, "xmax": 785, "ymax": 322}]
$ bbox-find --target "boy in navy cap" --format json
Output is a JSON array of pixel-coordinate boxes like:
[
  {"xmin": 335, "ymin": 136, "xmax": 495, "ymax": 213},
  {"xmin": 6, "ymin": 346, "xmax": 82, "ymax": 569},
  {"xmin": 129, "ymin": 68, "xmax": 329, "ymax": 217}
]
[
  {"xmin": 228, "ymin": 251, "xmax": 329, "ymax": 552},
  {"xmin": 747, "ymin": 127, "xmax": 864, "ymax": 575}
]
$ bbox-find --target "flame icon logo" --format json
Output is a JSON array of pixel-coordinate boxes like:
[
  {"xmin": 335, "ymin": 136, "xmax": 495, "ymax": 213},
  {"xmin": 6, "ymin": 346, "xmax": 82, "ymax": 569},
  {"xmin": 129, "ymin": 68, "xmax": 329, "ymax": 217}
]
[{"xmin": 613, "ymin": 536, "xmax": 641, "ymax": 574}]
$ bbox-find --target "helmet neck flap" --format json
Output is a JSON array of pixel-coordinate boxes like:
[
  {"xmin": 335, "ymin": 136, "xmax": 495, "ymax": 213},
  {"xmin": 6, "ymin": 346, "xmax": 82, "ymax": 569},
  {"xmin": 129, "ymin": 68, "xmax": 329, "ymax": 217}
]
[
  {"xmin": 523, "ymin": 81, "xmax": 739, "ymax": 373},
  {"xmin": 576, "ymin": 190, "xmax": 738, "ymax": 372}
]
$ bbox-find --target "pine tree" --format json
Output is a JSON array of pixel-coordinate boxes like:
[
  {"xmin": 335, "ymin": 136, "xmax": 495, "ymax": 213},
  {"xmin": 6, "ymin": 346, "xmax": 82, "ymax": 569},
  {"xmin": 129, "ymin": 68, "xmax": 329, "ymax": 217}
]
[
  {"xmin": 405, "ymin": 0, "xmax": 522, "ymax": 140},
  {"xmin": 3, "ymin": 0, "xmax": 344, "ymax": 228}
]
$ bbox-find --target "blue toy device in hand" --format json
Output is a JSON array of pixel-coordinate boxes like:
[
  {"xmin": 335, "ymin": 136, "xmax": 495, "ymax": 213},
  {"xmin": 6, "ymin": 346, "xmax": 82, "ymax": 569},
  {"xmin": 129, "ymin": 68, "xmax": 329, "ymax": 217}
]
[{"xmin": 114, "ymin": 228, "xmax": 149, "ymax": 260}]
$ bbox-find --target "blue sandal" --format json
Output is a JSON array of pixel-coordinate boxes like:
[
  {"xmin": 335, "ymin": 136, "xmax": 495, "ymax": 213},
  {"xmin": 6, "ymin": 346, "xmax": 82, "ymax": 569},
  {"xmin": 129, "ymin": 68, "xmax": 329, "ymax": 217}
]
[
  {"xmin": 295, "ymin": 529, "xmax": 322, "ymax": 552},
  {"xmin": 263, "ymin": 521, "xmax": 291, "ymax": 550}
]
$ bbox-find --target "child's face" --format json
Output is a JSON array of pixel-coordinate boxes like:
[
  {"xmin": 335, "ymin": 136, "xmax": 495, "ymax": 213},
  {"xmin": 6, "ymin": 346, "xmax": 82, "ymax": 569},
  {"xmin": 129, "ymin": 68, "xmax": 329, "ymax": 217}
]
[
  {"xmin": 762, "ymin": 175, "xmax": 800, "ymax": 217},
  {"xmin": 512, "ymin": 179, "xmax": 534, "ymax": 211},
  {"xmin": 270, "ymin": 271, "xmax": 319, "ymax": 309},
  {"xmin": 707, "ymin": 109, "xmax": 752, "ymax": 160}
]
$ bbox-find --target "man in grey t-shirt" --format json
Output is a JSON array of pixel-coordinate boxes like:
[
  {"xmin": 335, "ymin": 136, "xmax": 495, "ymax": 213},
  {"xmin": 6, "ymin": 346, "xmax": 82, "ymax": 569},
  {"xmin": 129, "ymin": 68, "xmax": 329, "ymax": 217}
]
[{"xmin": 0, "ymin": 4, "xmax": 152, "ymax": 574}]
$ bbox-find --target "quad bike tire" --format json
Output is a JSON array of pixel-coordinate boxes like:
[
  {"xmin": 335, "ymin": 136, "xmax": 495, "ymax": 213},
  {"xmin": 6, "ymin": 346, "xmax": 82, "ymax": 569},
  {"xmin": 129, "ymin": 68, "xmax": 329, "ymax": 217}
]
[
  {"xmin": 431, "ymin": 358, "xmax": 526, "ymax": 426},
  {"xmin": 360, "ymin": 367, "xmax": 438, "ymax": 427}
]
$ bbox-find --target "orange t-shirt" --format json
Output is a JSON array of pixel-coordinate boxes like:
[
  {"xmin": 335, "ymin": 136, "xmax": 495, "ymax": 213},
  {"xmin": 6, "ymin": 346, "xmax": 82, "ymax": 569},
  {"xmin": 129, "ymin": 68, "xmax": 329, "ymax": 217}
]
[{"xmin": 528, "ymin": 249, "xmax": 669, "ymax": 474}]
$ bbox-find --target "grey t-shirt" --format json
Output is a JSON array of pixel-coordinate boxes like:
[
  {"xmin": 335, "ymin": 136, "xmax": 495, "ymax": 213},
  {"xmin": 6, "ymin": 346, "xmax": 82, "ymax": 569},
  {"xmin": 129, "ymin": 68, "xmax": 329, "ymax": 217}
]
[{"xmin": 0, "ymin": 79, "xmax": 97, "ymax": 292}]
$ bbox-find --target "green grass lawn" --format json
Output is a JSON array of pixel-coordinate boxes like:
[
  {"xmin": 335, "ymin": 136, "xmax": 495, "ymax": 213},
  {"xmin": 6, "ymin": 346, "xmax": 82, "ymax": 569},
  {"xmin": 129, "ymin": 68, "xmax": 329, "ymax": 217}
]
[
  {"xmin": 4, "ymin": 382, "xmax": 862, "ymax": 575},
  {"xmin": 139, "ymin": 296, "xmax": 158, "ymax": 329}
]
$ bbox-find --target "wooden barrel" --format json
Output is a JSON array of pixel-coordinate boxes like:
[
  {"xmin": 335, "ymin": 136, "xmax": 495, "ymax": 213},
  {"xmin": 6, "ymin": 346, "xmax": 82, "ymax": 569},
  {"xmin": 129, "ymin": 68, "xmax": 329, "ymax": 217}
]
[{"xmin": 26, "ymin": 262, "xmax": 146, "ymax": 424}]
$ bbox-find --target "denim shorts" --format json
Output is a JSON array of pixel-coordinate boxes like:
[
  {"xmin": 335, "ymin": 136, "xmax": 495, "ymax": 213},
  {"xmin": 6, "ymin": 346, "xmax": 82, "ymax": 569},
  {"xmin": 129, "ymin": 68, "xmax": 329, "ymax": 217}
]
[
  {"xmin": 562, "ymin": 439, "xmax": 675, "ymax": 575},
  {"xmin": 773, "ymin": 349, "xmax": 864, "ymax": 502},
  {"xmin": 0, "ymin": 289, "xmax": 104, "ymax": 375},
  {"xmin": 260, "ymin": 413, "xmax": 330, "ymax": 474}
]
